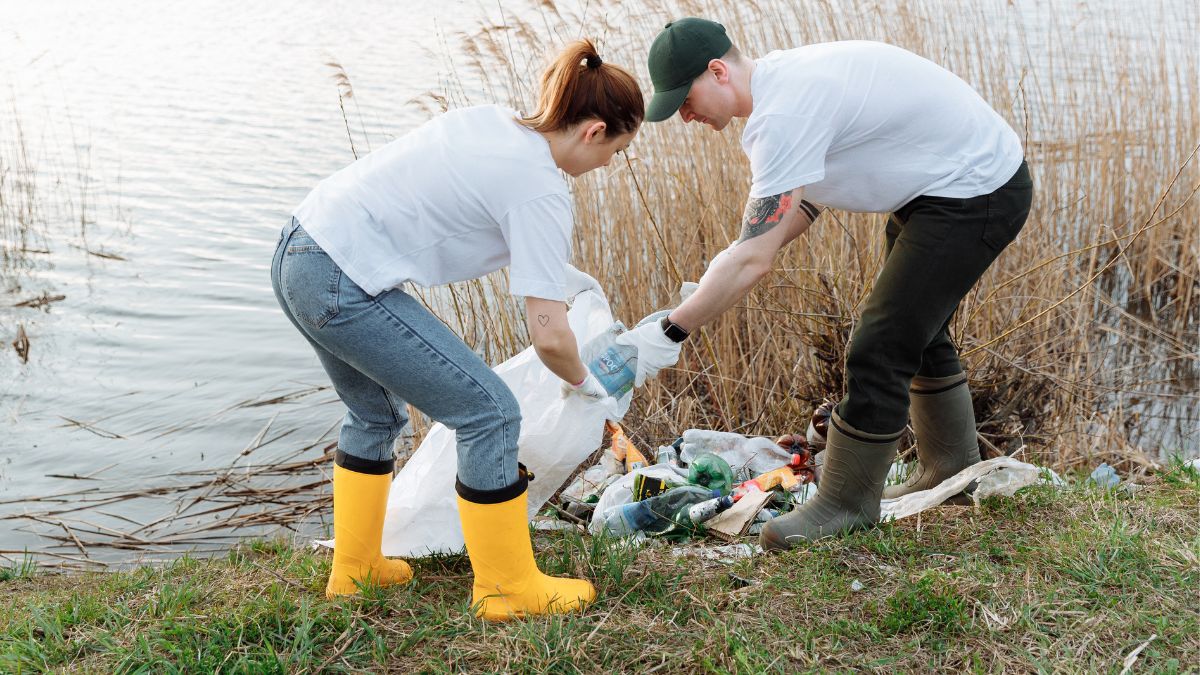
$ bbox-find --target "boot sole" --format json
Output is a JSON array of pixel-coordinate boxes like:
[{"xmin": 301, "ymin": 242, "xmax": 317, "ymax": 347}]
[{"xmin": 760, "ymin": 522, "xmax": 791, "ymax": 552}]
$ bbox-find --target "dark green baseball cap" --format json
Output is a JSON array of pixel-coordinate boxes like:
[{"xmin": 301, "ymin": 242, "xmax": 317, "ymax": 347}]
[{"xmin": 646, "ymin": 18, "xmax": 733, "ymax": 122}]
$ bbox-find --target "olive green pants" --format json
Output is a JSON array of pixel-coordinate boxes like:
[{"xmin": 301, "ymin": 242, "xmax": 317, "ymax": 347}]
[{"xmin": 837, "ymin": 161, "xmax": 1033, "ymax": 435}]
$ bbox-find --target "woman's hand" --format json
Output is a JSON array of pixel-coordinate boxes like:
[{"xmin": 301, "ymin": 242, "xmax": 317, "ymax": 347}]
[{"xmin": 560, "ymin": 371, "xmax": 609, "ymax": 401}]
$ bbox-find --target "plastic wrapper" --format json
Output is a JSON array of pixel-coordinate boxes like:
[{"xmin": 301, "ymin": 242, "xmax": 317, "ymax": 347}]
[
  {"xmin": 678, "ymin": 429, "xmax": 794, "ymax": 477},
  {"xmin": 1087, "ymin": 462, "xmax": 1120, "ymax": 489},
  {"xmin": 561, "ymin": 464, "xmax": 622, "ymax": 504}
]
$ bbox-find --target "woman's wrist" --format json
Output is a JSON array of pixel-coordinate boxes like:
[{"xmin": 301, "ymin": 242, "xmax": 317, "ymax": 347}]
[{"xmin": 568, "ymin": 361, "xmax": 590, "ymax": 386}]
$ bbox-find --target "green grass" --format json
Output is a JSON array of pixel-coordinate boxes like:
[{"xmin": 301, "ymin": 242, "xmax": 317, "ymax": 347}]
[{"xmin": 2, "ymin": 471, "xmax": 1197, "ymax": 673}]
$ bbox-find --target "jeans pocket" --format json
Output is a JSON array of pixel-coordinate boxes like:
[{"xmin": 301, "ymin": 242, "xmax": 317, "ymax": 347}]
[
  {"xmin": 982, "ymin": 188, "xmax": 1031, "ymax": 252},
  {"xmin": 281, "ymin": 245, "xmax": 342, "ymax": 330}
]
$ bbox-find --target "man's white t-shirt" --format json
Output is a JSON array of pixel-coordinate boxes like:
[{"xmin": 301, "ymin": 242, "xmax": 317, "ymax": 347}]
[
  {"xmin": 294, "ymin": 104, "xmax": 573, "ymax": 300},
  {"xmin": 743, "ymin": 41, "xmax": 1023, "ymax": 213}
]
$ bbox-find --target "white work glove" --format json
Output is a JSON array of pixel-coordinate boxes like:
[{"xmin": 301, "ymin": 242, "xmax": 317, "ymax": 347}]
[
  {"xmin": 614, "ymin": 320, "xmax": 683, "ymax": 387},
  {"xmin": 561, "ymin": 371, "xmax": 610, "ymax": 402}
]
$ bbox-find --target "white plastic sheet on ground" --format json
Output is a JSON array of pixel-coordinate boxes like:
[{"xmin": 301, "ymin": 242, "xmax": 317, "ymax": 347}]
[
  {"xmin": 881, "ymin": 455, "xmax": 1049, "ymax": 521},
  {"xmin": 371, "ymin": 266, "xmax": 631, "ymax": 557}
]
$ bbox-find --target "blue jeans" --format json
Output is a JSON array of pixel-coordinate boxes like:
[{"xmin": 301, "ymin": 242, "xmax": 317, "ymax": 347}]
[{"xmin": 270, "ymin": 218, "xmax": 521, "ymax": 492}]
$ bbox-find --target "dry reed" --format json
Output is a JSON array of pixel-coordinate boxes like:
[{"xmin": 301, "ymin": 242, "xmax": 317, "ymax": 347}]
[{"xmin": 0, "ymin": 104, "xmax": 49, "ymax": 286}]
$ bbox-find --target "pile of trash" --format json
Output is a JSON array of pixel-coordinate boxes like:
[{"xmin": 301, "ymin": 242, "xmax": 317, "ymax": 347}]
[
  {"xmin": 557, "ymin": 403, "xmax": 834, "ymax": 542},
  {"xmin": 367, "ymin": 275, "xmax": 1062, "ymax": 558},
  {"xmin": 552, "ymin": 400, "xmax": 1069, "ymax": 543}
]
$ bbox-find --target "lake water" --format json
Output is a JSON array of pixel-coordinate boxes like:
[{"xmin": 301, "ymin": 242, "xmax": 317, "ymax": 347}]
[
  {"xmin": 1, "ymin": 0, "xmax": 1195, "ymax": 566},
  {"xmin": 0, "ymin": 0, "xmax": 548, "ymax": 563}
]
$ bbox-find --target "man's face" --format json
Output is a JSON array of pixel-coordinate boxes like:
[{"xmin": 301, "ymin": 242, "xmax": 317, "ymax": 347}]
[{"xmin": 677, "ymin": 67, "xmax": 735, "ymax": 131}]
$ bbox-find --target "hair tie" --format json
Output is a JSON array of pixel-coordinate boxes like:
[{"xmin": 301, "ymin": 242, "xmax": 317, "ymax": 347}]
[{"xmin": 585, "ymin": 54, "xmax": 603, "ymax": 69}]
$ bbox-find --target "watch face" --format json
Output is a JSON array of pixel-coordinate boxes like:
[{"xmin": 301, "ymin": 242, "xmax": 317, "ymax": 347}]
[{"xmin": 661, "ymin": 317, "xmax": 689, "ymax": 342}]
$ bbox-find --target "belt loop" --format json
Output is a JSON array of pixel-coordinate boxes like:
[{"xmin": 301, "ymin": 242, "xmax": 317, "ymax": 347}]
[{"xmin": 281, "ymin": 216, "xmax": 299, "ymax": 241}]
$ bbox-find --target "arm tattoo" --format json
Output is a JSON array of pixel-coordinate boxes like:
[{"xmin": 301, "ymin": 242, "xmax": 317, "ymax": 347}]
[{"xmin": 738, "ymin": 192, "xmax": 793, "ymax": 242}]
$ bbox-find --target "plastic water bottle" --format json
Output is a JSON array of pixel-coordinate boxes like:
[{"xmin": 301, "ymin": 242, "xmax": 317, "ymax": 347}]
[
  {"xmin": 579, "ymin": 322, "xmax": 638, "ymax": 398},
  {"xmin": 655, "ymin": 445, "xmax": 679, "ymax": 467},
  {"xmin": 687, "ymin": 453, "xmax": 735, "ymax": 495},
  {"xmin": 597, "ymin": 501, "xmax": 662, "ymax": 537},
  {"xmin": 635, "ymin": 309, "xmax": 671, "ymax": 328},
  {"xmin": 598, "ymin": 486, "xmax": 718, "ymax": 537}
]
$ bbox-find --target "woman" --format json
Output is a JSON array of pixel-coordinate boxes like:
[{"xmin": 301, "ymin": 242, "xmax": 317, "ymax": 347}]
[{"xmin": 271, "ymin": 41, "xmax": 642, "ymax": 620}]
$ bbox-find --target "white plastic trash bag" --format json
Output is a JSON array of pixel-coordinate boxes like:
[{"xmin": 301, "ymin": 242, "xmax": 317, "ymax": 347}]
[
  {"xmin": 376, "ymin": 266, "xmax": 631, "ymax": 557},
  {"xmin": 679, "ymin": 429, "xmax": 794, "ymax": 477}
]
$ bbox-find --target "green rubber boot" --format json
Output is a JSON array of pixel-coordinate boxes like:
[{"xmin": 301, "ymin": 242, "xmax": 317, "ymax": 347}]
[
  {"xmin": 883, "ymin": 373, "xmax": 982, "ymax": 500},
  {"xmin": 760, "ymin": 412, "xmax": 899, "ymax": 551}
]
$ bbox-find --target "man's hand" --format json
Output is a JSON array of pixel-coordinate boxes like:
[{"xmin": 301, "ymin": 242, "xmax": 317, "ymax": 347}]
[
  {"xmin": 614, "ymin": 321, "xmax": 682, "ymax": 386},
  {"xmin": 560, "ymin": 372, "xmax": 609, "ymax": 402}
]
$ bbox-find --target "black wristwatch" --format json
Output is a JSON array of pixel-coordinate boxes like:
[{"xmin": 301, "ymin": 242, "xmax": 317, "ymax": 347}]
[{"xmin": 660, "ymin": 315, "xmax": 690, "ymax": 343}]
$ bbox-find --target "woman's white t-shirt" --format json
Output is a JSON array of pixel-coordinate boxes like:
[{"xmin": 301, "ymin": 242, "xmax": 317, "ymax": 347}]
[
  {"xmin": 743, "ymin": 41, "xmax": 1023, "ymax": 213},
  {"xmin": 294, "ymin": 104, "xmax": 573, "ymax": 300}
]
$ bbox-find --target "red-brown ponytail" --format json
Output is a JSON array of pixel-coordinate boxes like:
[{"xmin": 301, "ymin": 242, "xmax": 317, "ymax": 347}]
[{"xmin": 521, "ymin": 40, "xmax": 644, "ymax": 136}]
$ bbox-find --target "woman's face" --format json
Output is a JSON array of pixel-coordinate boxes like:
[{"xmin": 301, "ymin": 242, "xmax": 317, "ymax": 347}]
[{"xmin": 565, "ymin": 123, "xmax": 638, "ymax": 177}]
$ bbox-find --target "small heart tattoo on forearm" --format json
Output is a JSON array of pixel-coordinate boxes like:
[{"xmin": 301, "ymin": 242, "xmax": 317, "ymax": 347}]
[{"xmin": 537, "ymin": 314, "xmax": 550, "ymax": 326}]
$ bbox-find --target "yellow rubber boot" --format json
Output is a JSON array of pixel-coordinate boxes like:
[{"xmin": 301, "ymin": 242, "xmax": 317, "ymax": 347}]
[
  {"xmin": 457, "ymin": 472, "xmax": 595, "ymax": 621},
  {"xmin": 325, "ymin": 455, "xmax": 413, "ymax": 598}
]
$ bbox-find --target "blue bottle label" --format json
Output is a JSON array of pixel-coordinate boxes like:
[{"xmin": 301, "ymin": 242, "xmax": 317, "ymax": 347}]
[{"xmin": 588, "ymin": 346, "xmax": 635, "ymax": 398}]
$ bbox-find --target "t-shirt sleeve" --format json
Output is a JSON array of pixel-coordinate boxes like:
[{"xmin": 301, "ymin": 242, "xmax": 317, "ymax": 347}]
[
  {"xmin": 500, "ymin": 193, "xmax": 574, "ymax": 301},
  {"xmin": 743, "ymin": 113, "xmax": 834, "ymax": 198}
]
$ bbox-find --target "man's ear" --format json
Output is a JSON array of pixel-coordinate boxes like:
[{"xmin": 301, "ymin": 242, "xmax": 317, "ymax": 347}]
[
  {"xmin": 708, "ymin": 58, "xmax": 730, "ymax": 83},
  {"xmin": 582, "ymin": 120, "xmax": 607, "ymax": 144}
]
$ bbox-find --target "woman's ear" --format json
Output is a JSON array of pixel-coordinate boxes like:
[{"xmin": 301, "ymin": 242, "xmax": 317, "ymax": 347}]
[{"xmin": 581, "ymin": 120, "xmax": 607, "ymax": 145}]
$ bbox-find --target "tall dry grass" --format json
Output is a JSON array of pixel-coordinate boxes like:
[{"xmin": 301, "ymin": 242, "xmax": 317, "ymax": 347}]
[
  {"xmin": 0, "ymin": 107, "xmax": 50, "ymax": 287},
  {"xmin": 409, "ymin": 0, "xmax": 1197, "ymax": 471},
  {"xmin": 0, "ymin": 96, "xmax": 103, "ymax": 292}
]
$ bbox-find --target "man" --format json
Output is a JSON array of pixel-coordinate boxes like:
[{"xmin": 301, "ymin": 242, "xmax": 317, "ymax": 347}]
[{"xmin": 614, "ymin": 18, "xmax": 1033, "ymax": 551}]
